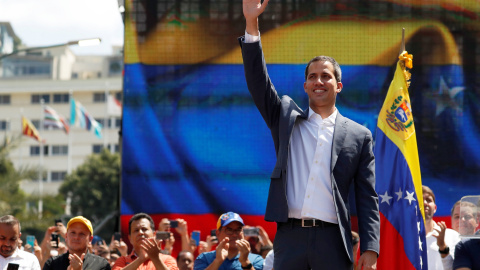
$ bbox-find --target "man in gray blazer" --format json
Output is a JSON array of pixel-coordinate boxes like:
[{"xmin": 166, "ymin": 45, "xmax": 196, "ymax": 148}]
[{"xmin": 240, "ymin": 0, "xmax": 380, "ymax": 269}]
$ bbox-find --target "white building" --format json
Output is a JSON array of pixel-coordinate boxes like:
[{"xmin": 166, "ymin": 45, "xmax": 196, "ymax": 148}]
[
  {"xmin": 0, "ymin": 21, "xmax": 124, "ymax": 196},
  {"xmin": 0, "ymin": 78, "xmax": 122, "ymax": 195}
]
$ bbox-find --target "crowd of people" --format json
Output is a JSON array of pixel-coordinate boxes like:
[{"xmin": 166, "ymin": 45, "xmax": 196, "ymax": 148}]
[
  {"xmin": 1, "ymin": 193, "xmax": 478, "ymax": 270},
  {"xmin": 1, "ymin": 186, "xmax": 479, "ymax": 270}
]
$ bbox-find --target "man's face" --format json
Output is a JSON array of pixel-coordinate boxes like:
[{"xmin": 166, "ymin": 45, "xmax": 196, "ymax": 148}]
[
  {"xmin": 177, "ymin": 252, "xmax": 194, "ymax": 270},
  {"xmin": 128, "ymin": 218, "xmax": 154, "ymax": 251},
  {"xmin": 423, "ymin": 193, "xmax": 436, "ymax": 221},
  {"xmin": 303, "ymin": 61, "xmax": 342, "ymax": 113},
  {"xmin": 216, "ymin": 221, "xmax": 244, "ymax": 251},
  {"xmin": 158, "ymin": 218, "xmax": 170, "ymax": 232},
  {"xmin": 451, "ymin": 205, "xmax": 460, "ymax": 232},
  {"xmin": 459, "ymin": 206, "xmax": 478, "ymax": 235},
  {"xmin": 0, "ymin": 223, "xmax": 20, "ymax": 258},
  {"xmin": 65, "ymin": 222, "xmax": 92, "ymax": 254}
]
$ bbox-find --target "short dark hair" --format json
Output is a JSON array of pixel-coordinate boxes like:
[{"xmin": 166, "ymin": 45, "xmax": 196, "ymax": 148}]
[
  {"xmin": 0, "ymin": 215, "xmax": 20, "ymax": 231},
  {"xmin": 176, "ymin": 250, "xmax": 193, "ymax": 262},
  {"xmin": 128, "ymin": 213, "xmax": 155, "ymax": 235},
  {"xmin": 305, "ymin": 56, "xmax": 342, "ymax": 82}
]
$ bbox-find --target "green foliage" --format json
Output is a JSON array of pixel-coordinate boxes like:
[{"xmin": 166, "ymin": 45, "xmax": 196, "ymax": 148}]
[{"xmin": 59, "ymin": 149, "xmax": 120, "ymax": 239}]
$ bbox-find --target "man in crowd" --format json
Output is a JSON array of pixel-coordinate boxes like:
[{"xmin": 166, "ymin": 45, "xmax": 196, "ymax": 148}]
[
  {"xmin": 423, "ymin": 186, "xmax": 461, "ymax": 270},
  {"xmin": 177, "ymin": 251, "xmax": 194, "ymax": 270},
  {"xmin": 453, "ymin": 238, "xmax": 480, "ymax": 270},
  {"xmin": 112, "ymin": 213, "xmax": 178, "ymax": 270},
  {"xmin": 194, "ymin": 212, "xmax": 263, "ymax": 270},
  {"xmin": 240, "ymin": 0, "xmax": 380, "ymax": 269},
  {"xmin": 43, "ymin": 216, "xmax": 110, "ymax": 270},
  {"xmin": 0, "ymin": 215, "xmax": 41, "ymax": 270}
]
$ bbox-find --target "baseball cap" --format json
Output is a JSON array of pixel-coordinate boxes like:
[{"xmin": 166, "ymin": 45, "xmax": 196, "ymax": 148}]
[
  {"xmin": 216, "ymin": 212, "xmax": 244, "ymax": 229},
  {"xmin": 67, "ymin": 216, "xmax": 93, "ymax": 235}
]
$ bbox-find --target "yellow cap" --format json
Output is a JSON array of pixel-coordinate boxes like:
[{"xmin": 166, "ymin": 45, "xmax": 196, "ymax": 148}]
[{"xmin": 67, "ymin": 216, "xmax": 93, "ymax": 235}]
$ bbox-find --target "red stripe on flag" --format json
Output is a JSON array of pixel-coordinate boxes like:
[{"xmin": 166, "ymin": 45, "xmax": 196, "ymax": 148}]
[{"xmin": 377, "ymin": 212, "xmax": 417, "ymax": 270}]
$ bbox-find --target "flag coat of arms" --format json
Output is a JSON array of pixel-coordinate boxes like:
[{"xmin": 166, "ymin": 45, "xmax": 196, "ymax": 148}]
[{"xmin": 375, "ymin": 52, "xmax": 428, "ymax": 269}]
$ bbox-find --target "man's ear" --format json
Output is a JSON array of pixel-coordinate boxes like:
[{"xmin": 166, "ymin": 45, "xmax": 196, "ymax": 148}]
[
  {"xmin": 336, "ymin": 82, "xmax": 343, "ymax": 93},
  {"xmin": 304, "ymin": 82, "xmax": 307, "ymax": 93},
  {"xmin": 89, "ymin": 235, "xmax": 94, "ymax": 243}
]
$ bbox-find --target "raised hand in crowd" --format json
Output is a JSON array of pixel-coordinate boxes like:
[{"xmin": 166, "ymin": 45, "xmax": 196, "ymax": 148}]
[
  {"xmin": 109, "ymin": 234, "xmax": 128, "ymax": 256},
  {"xmin": 174, "ymin": 219, "xmax": 192, "ymax": 252}
]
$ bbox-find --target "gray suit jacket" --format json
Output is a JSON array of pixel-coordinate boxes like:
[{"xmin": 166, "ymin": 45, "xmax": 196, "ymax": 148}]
[{"xmin": 239, "ymin": 37, "xmax": 380, "ymax": 261}]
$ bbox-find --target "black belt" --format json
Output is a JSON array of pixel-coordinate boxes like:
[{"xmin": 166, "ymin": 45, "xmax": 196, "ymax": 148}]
[{"xmin": 286, "ymin": 218, "xmax": 337, "ymax": 228}]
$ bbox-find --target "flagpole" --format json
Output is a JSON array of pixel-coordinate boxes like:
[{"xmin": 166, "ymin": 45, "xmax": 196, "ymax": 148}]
[
  {"xmin": 104, "ymin": 83, "xmax": 109, "ymax": 150},
  {"xmin": 38, "ymin": 99, "xmax": 45, "ymax": 219},
  {"xmin": 68, "ymin": 90, "xmax": 73, "ymax": 174},
  {"xmin": 399, "ymin": 28, "xmax": 405, "ymax": 55}
]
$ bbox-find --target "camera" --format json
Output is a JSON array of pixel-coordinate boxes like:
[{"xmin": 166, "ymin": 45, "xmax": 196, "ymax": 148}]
[
  {"xmin": 169, "ymin": 220, "xmax": 179, "ymax": 228},
  {"xmin": 243, "ymin": 227, "xmax": 260, "ymax": 237},
  {"xmin": 156, "ymin": 231, "xmax": 170, "ymax": 241},
  {"xmin": 50, "ymin": 233, "xmax": 59, "ymax": 248}
]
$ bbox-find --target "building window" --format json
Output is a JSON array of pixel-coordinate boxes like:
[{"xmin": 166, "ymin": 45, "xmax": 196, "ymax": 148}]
[
  {"xmin": 53, "ymin": 93, "xmax": 69, "ymax": 103},
  {"xmin": 96, "ymin": 118, "xmax": 105, "ymax": 127},
  {"xmin": 115, "ymin": 92, "xmax": 122, "ymax": 102},
  {"xmin": 51, "ymin": 171, "xmax": 67, "ymax": 181},
  {"xmin": 114, "ymin": 117, "xmax": 121, "ymax": 128},
  {"xmin": 92, "ymin": 144, "xmax": 104, "ymax": 153},
  {"xmin": 0, "ymin": 95, "xmax": 11, "ymax": 105},
  {"xmin": 0, "ymin": 120, "xmax": 8, "ymax": 131},
  {"xmin": 31, "ymin": 94, "xmax": 50, "ymax": 104},
  {"xmin": 93, "ymin": 92, "xmax": 106, "ymax": 103},
  {"xmin": 31, "ymin": 120, "xmax": 40, "ymax": 129},
  {"xmin": 114, "ymin": 144, "xmax": 119, "ymax": 153},
  {"xmin": 30, "ymin": 145, "xmax": 48, "ymax": 156},
  {"xmin": 51, "ymin": 145, "xmax": 68, "ymax": 156}
]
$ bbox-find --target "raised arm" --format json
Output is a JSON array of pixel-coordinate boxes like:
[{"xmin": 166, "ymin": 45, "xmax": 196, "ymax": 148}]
[{"xmin": 243, "ymin": 0, "xmax": 269, "ymax": 36}]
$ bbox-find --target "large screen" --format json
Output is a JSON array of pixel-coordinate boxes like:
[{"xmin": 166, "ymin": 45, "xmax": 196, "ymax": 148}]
[{"xmin": 121, "ymin": 0, "xmax": 480, "ymax": 248}]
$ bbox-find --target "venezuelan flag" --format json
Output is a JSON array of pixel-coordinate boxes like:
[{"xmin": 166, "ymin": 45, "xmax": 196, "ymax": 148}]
[{"xmin": 374, "ymin": 52, "xmax": 428, "ymax": 269}]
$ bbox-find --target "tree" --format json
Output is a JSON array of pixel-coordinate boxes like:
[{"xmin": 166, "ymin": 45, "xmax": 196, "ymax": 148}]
[
  {"xmin": 0, "ymin": 135, "xmax": 36, "ymax": 216},
  {"xmin": 59, "ymin": 149, "xmax": 120, "ymax": 239}
]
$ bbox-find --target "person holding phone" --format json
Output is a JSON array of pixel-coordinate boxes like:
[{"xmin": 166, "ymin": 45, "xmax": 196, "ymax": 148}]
[
  {"xmin": 43, "ymin": 216, "xmax": 110, "ymax": 270},
  {"xmin": 112, "ymin": 213, "xmax": 178, "ymax": 270},
  {"xmin": 0, "ymin": 215, "xmax": 41, "ymax": 270},
  {"xmin": 194, "ymin": 212, "xmax": 263, "ymax": 270}
]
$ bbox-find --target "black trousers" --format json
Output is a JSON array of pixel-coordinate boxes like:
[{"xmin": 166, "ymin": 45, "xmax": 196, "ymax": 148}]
[{"xmin": 273, "ymin": 221, "xmax": 353, "ymax": 270}]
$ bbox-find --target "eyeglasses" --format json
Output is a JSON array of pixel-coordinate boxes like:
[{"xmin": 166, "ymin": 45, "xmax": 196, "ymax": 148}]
[{"xmin": 221, "ymin": 227, "xmax": 243, "ymax": 235}]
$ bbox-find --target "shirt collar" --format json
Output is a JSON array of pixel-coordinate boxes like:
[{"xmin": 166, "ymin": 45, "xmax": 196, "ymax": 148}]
[
  {"xmin": 0, "ymin": 248, "xmax": 20, "ymax": 259},
  {"xmin": 308, "ymin": 107, "xmax": 337, "ymax": 125}
]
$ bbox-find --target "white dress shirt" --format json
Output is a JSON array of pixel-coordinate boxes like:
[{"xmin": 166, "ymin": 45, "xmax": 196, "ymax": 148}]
[
  {"xmin": 426, "ymin": 224, "xmax": 461, "ymax": 270},
  {"xmin": 286, "ymin": 109, "xmax": 338, "ymax": 223},
  {"xmin": 245, "ymin": 30, "xmax": 338, "ymax": 223},
  {"xmin": 0, "ymin": 248, "xmax": 41, "ymax": 270}
]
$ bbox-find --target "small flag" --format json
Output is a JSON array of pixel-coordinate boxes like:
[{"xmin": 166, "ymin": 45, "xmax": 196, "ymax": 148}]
[
  {"xmin": 44, "ymin": 106, "xmax": 69, "ymax": 134},
  {"xmin": 107, "ymin": 94, "xmax": 122, "ymax": 116},
  {"xmin": 375, "ymin": 51, "xmax": 428, "ymax": 270},
  {"xmin": 22, "ymin": 116, "xmax": 42, "ymax": 142},
  {"xmin": 70, "ymin": 97, "xmax": 102, "ymax": 139}
]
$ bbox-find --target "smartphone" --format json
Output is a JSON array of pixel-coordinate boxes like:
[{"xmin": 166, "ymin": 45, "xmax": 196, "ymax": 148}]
[
  {"xmin": 243, "ymin": 227, "xmax": 260, "ymax": 237},
  {"xmin": 54, "ymin": 219, "xmax": 62, "ymax": 225},
  {"xmin": 156, "ymin": 231, "xmax": 170, "ymax": 241},
  {"xmin": 191, "ymin": 231, "xmax": 200, "ymax": 246},
  {"xmin": 169, "ymin": 220, "xmax": 179, "ymax": 228},
  {"xmin": 114, "ymin": 232, "xmax": 121, "ymax": 241},
  {"xmin": 7, "ymin": 263, "xmax": 19, "ymax": 270},
  {"xmin": 26, "ymin": 235, "xmax": 35, "ymax": 249},
  {"xmin": 50, "ymin": 233, "xmax": 59, "ymax": 248},
  {"xmin": 210, "ymin": 229, "xmax": 218, "ymax": 243}
]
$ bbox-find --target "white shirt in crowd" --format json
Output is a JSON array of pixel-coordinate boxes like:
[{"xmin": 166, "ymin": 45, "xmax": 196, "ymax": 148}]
[
  {"xmin": 426, "ymin": 223, "xmax": 461, "ymax": 270},
  {"xmin": 0, "ymin": 248, "xmax": 41, "ymax": 270}
]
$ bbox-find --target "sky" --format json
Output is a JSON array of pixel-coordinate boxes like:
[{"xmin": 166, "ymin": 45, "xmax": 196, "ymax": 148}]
[{"xmin": 0, "ymin": 0, "xmax": 124, "ymax": 55}]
